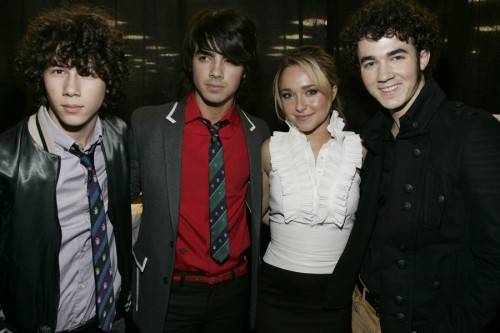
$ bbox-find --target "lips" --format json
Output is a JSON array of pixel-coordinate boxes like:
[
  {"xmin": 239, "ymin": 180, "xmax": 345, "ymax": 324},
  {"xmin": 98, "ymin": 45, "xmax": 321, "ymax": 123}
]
[
  {"xmin": 379, "ymin": 83, "xmax": 401, "ymax": 94},
  {"xmin": 62, "ymin": 104, "xmax": 83, "ymax": 112},
  {"xmin": 206, "ymin": 83, "xmax": 225, "ymax": 93},
  {"xmin": 295, "ymin": 114, "xmax": 313, "ymax": 122}
]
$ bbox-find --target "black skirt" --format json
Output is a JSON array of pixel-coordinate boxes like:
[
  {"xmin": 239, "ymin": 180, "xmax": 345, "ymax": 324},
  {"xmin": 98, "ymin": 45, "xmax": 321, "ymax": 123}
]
[{"xmin": 255, "ymin": 261, "xmax": 351, "ymax": 333}]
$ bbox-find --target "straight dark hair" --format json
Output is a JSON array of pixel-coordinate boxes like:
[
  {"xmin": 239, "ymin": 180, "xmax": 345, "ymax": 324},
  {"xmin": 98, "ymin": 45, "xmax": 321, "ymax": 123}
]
[{"xmin": 180, "ymin": 8, "xmax": 257, "ymax": 95}]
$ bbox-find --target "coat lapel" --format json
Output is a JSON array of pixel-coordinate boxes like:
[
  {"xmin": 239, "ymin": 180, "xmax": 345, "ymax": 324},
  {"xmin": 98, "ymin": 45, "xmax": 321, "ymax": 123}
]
[
  {"xmin": 239, "ymin": 109, "xmax": 259, "ymax": 212},
  {"xmin": 163, "ymin": 101, "xmax": 185, "ymax": 234}
]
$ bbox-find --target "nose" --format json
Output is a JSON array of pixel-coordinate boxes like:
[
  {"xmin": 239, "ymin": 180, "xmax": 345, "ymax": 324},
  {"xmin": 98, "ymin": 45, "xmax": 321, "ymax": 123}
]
[
  {"xmin": 209, "ymin": 58, "xmax": 224, "ymax": 79},
  {"xmin": 63, "ymin": 68, "xmax": 81, "ymax": 97},
  {"xmin": 377, "ymin": 61, "xmax": 394, "ymax": 82},
  {"xmin": 295, "ymin": 95, "xmax": 306, "ymax": 113}
]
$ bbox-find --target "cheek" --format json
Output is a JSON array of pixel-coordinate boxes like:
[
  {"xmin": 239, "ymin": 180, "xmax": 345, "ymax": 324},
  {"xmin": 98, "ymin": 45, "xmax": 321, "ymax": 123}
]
[
  {"xmin": 281, "ymin": 100, "xmax": 295, "ymax": 116},
  {"xmin": 87, "ymin": 83, "xmax": 106, "ymax": 104},
  {"xmin": 227, "ymin": 67, "xmax": 244, "ymax": 82},
  {"xmin": 312, "ymin": 95, "xmax": 329, "ymax": 109},
  {"xmin": 360, "ymin": 70, "xmax": 376, "ymax": 87}
]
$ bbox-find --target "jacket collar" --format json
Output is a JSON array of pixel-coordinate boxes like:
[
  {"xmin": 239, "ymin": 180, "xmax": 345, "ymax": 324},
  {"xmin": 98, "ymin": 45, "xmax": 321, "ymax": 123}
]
[
  {"xmin": 361, "ymin": 78, "xmax": 446, "ymax": 154},
  {"xmin": 398, "ymin": 78, "xmax": 446, "ymax": 139},
  {"xmin": 164, "ymin": 98, "xmax": 257, "ymax": 132}
]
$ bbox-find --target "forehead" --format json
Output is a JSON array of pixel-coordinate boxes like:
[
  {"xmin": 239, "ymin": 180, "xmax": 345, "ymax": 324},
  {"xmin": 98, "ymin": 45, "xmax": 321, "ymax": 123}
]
[
  {"xmin": 279, "ymin": 65, "xmax": 314, "ymax": 88},
  {"xmin": 357, "ymin": 36, "xmax": 417, "ymax": 59}
]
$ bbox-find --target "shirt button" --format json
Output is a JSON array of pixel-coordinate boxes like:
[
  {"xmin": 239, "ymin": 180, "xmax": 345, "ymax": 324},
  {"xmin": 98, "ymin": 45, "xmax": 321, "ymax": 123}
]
[
  {"xmin": 396, "ymin": 312, "xmax": 406, "ymax": 320},
  {"xmin": 399, "ymin": 243, "xmax": 407, "ymax": 252},
  {"xmin": 397, "ymin": 259, "xmax": 407, "ymax": 269},
  {"xmin": 403, "ymin": 201, "xmax": 412, "ymax": 210},
  {"xmin": 395, "ymin": 295, "xmax": 404, "ymax": 304},
  {"xmin": 404, "ymin": 184, "xmax": 414, "ymax": 193},
  {"xmin": 432, "ymin": 280, "xmax": 441, "ymax": 289},
  {"xmin": 413, "ymin": 148, "xmax": 422, "ymax": 157},
  {"xmin": 437, "ymin": 194, "xmax": 446, "ymax": 203},
  {"xmin": 411, "ymin": 121, "xmax": 419, "ymax": 129}
]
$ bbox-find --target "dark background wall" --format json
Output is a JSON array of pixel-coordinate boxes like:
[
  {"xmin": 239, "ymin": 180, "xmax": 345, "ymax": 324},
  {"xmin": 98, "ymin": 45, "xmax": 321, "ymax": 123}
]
[{"xmin": 1, "ymin": 0, "xmax": 499, "ymax": 133}]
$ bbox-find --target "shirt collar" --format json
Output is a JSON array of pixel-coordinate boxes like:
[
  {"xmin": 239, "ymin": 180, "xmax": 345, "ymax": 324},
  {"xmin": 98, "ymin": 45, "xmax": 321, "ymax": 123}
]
[
  {"xmin": 184, "ymin": 91, "xmax": 240, "ymax": 126},
  {"xmin": 40, "ymin": 106, "xmax": 103, "ymax": 152}
]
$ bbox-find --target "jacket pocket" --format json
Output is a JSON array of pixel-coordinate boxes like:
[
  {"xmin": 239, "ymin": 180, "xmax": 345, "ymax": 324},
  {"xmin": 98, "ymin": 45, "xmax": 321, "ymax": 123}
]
[{"xmin": 422, "ymin": 171, "xmax": 448, "ymax": 228}]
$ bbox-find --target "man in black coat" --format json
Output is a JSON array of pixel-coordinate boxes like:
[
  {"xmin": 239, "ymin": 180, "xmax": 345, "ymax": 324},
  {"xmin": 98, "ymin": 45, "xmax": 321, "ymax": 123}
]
[{"xmin": 341, "ymin": 0, "xmax": 500, "ymax": 332}]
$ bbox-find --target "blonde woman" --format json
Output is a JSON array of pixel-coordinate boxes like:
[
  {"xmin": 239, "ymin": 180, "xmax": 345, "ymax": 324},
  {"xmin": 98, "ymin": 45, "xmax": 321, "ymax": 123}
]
[{"xmin": 256, "ymin": 46, "xmax": 363, "ymax": 332}]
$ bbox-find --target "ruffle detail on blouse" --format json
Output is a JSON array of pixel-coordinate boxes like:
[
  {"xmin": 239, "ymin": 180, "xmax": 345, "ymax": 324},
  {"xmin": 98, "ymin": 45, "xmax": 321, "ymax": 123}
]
[
  {"xmin": 270, "ymin": 128, "xmax": 315, "ymax": 224},
  {"xmin": 269, "ymin": 111, "xmax": 362, "ymax": 227}
]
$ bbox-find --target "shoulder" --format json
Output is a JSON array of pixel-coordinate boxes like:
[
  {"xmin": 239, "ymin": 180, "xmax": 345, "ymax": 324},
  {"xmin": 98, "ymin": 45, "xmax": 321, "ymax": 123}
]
[
  {"xmin": 0, "ymin": 120, "xmax": 29, "ymax": 173},
  {"xmin": 131, "ymin": 101, "xmax": 180, "ymax": 124},
  {"xmin": 440, "ymin": 100, "xmax": 494, "ymax": 122},
  {"xmin": 261, "ymin": 138, "xmax": 271, "ymax": 171},
  {"xmin": 239, "ymin": 110, "xmax": 270, "ymax": 137},
  {"xmin": 101, "ymin": 114, "xmax": 127, "ymax": 135},
  {"xmin": 0, "ymin": 120, "xmax": 27, "ymax": 152},
  {"xmin": 438, "ymin": 101, "xmax": 499, "ymax": 136}
]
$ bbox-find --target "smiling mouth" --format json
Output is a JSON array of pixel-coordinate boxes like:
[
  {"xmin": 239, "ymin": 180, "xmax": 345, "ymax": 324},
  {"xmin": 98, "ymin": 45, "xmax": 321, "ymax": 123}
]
[
  {"xmin": 379, "ymin": 84, "xmax": 400, "ymax": 93},
  {"xmin": 295, "ymin": 114, "xmax": 313, "ymax": 121}
]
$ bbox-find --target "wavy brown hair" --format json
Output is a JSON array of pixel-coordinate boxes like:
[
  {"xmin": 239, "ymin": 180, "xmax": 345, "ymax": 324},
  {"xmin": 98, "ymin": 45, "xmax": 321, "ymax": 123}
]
[
  {"xmin": 341, "ymin": 0, "xmax": 441, "ymax": 75},
  {"xmin": 15, "ymin": 5, "xmax": 128, "ymax": 112}
]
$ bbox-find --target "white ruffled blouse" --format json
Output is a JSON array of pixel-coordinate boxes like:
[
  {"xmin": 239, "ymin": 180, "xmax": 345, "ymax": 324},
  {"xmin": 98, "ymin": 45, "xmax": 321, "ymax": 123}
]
[{"xmin": 264, "ymin": 111, "xmax": 363, "ymax": 273}]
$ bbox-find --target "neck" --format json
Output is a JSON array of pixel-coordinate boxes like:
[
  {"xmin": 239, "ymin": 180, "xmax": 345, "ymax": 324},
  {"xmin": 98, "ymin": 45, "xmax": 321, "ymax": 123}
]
[
  {"xmin": 304, "ymin": 116, "xmax": 331, "ymax": 159},
  {"xmin": 48, "ymin": 110, "xmax": 98, "ymax": 147},
  {"xmin": 195, "ymin": 93, "xmax": 235, "ymax": 124}
]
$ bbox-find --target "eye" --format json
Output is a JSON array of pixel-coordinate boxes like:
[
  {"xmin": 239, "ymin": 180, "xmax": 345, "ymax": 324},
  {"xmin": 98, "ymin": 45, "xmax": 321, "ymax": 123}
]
[
  {"xmin": 50, "ymin": 68, "xmax": 65, "ymax": 75},
  {"xmin": 391, "ymin": 55, "xmax": 405, "ymax": 61},
  {"xmin": 280, "ymin": 92, "xmax": 293, "ymax": 100},
  {"xmin": 197, "ymin": 54, "xmax": 209, "ymax": 62},
  {"xmin": 362, "ymin": 61, "xmax": 375, "ymax": 69},
  {"xmin": 305, "ymin": 89, "xmax": 318, "ymax": 96}
]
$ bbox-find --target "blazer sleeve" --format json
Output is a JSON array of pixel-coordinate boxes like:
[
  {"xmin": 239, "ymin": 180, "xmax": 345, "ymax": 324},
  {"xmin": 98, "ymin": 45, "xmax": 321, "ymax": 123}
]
[{"xmin": 438, "ymin": 112, "xmax": 500, "ymax": 332}]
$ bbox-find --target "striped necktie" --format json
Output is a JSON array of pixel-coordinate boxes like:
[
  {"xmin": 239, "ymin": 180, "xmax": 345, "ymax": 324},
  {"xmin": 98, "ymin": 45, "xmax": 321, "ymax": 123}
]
[
  {"xmin": 199, "ymin": 118, "xmax": 230, "ymax": 264},
  {"xmin": 70, "ymin": 142, "xmax": 116, "ymax": 332}
]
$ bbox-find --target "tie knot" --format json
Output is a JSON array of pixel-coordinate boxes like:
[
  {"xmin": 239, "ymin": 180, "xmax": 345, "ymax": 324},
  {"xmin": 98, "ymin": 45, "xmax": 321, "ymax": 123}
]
[
  {"xmin": 69, "ymin": 142, "xmax": 99, "ymax": 169},
  {"xmin": 199, "ymin": 118, "xmax": 229, "ymax": 136}
]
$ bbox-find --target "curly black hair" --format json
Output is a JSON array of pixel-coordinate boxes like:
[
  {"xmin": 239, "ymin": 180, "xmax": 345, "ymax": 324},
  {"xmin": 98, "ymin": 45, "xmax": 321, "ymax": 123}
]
[
  {"xmin": 15, "ymin": 5, "xmax": 128, "ymax": 112},
  {"xmin": 341, "ymin": 0, "xmax": 441, "ymax": 74}
]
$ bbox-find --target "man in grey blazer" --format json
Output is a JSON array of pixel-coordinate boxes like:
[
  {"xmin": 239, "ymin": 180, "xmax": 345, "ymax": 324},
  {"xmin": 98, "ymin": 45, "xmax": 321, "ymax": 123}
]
[{"xmin": 129, "ymin": 8, "xmax": 270, "ymax": 333}]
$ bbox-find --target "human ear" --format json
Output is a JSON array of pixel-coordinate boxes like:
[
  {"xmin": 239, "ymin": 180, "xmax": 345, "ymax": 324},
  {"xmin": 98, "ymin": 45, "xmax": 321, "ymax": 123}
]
[{"xmin": 419, "ymin": 49, "xmax": 430, "ymax": 71}]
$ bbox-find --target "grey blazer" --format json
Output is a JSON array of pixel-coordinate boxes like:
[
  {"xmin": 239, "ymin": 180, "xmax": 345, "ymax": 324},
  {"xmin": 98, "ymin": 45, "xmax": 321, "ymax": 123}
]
[{"xmin": 129, "ymin": 99, "xmax": 270, "ymax": 332}]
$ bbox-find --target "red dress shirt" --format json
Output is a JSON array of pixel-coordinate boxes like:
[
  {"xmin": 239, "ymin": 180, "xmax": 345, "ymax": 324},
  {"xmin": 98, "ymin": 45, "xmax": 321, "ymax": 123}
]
[{"xmin": 174, "ymin": 93, "xmax": 250, "ymax": 274}]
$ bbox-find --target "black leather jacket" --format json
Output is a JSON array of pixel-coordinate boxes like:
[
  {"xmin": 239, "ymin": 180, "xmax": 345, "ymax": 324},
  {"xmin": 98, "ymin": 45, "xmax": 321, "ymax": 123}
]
[{"xmin": 0, "ymin": 112, "xmax": 132, "ymax": 333}]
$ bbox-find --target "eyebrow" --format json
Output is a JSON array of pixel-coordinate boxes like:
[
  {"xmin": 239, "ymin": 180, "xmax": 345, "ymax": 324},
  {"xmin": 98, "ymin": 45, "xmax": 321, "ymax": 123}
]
[
  {"xmin": 359, "ymin": 48, "xmax": 409, "ymax": 64},
  {"xmin": 279, "ymin": 84, "xmax": 317, "ymax": 92},
  {"xmin": 387, "ymin": 48, "xmax": 409, "ymax": 57}
]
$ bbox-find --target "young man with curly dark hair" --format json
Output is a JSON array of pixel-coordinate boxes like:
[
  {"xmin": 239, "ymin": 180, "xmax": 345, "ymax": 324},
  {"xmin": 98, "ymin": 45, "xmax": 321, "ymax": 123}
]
[
  {"xmin": 0, "ymin": 6, "xmax": 132, "ymax": 333},
  {"xmin": 128, "ymin": 8, "xmax": 269, "ymax": 333},
  {"xmin": 341, "ymin": 0, "xmax": 500, "ymax": 332}
]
